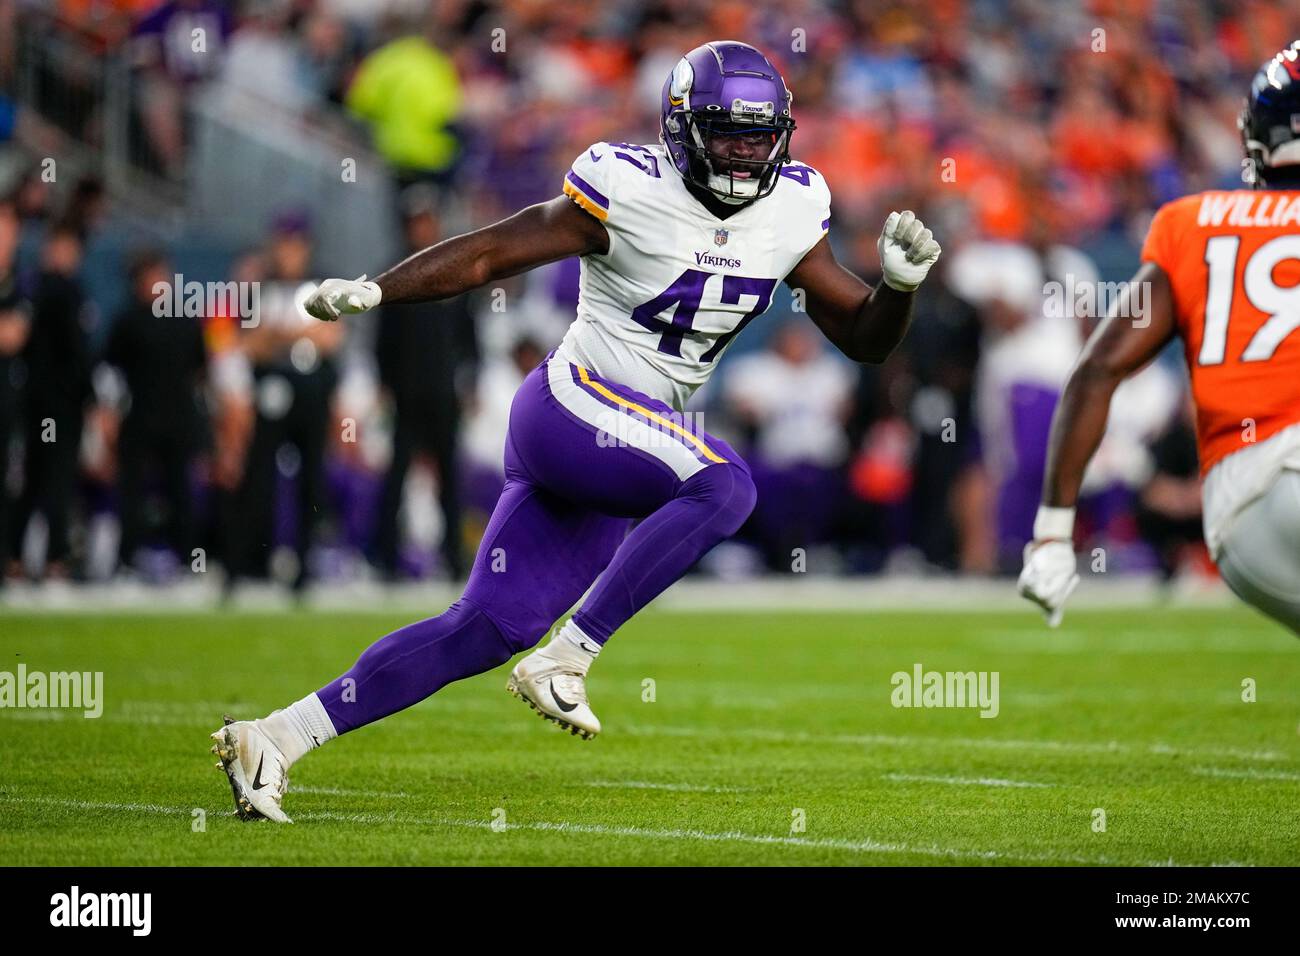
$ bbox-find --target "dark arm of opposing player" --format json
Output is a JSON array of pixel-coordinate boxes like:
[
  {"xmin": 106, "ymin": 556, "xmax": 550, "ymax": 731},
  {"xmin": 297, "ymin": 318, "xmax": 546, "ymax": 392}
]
[
  {"xmin": 1040, "ymin": 262, "xmax": 1178, "ymax": 508},
  {"xmin": 373, "ymin": 197, "xmax": 609, "ymax": 304},
  {"xmin": 784, "ymin": 235, "xmax": 919, "ymax": 364}
]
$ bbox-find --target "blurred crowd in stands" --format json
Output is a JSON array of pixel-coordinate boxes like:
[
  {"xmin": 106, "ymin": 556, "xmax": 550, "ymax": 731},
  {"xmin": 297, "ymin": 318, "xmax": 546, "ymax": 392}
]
[{"xmin": 0, "ymin": 0, "xmax": 1294, "ymax": 590}]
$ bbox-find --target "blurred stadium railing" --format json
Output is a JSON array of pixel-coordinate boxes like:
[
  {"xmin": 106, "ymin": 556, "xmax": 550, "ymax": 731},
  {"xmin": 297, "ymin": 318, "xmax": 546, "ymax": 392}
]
[
  {"xmin": 13, "ymin": 10, "xmax": 397, "ymax": 274},
  {"xmin": 15, "ymin": 10, "xmax": 180, "ymax": 211},
  {"xmin": 188, "ymin": 88, "xmax": 398, "ymax": 277}
]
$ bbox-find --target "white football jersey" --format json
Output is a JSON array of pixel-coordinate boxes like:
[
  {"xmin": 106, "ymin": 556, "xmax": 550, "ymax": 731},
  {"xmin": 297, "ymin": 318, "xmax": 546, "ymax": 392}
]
[{"xmin": 558, "ymin": 141, "xmax": 832, "ymax": 410}]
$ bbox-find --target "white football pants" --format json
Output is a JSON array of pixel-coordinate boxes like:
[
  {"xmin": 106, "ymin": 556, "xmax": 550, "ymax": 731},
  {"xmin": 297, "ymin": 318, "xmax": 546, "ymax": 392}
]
[{"xmin": 1217, "ymin": 469, "xmax": 1300, "ymax": 636}]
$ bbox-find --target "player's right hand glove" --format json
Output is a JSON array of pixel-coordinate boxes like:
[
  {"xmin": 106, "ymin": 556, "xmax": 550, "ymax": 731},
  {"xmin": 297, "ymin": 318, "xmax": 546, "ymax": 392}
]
[
  {"xmin": 1017, "ymin": 539, "xmax": 1079, "ymax": 628},
  {"xmin": 303, "ymin": 275, "xmax": 382, "ymax": 321},
  {"xmin": 877, "ymin": 210, "xmax": 941, "ymax": 291}
]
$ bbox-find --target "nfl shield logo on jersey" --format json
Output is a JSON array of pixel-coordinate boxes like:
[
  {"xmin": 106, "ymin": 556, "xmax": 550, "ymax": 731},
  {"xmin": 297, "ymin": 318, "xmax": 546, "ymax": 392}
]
[{"xmin": 714, "ymin": 228, "xmax": 729, "ymax": 247}]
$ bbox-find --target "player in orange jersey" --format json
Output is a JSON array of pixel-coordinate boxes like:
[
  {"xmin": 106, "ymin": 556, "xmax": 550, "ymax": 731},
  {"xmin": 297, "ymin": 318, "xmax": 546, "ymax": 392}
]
[{"xmin": 1019, "ymin": 41, "xmax": 1300, "ymax": 633}]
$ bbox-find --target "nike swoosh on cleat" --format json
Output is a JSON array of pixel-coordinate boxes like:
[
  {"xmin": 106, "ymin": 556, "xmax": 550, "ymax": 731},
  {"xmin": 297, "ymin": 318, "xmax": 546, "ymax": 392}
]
[
  {"xmin": 578, "ymin": 642, "xmax": 598, "ymax": 655},
  {"xmin": 549, "ymin": 679, "xmax": 579, "ymax": 713},
  {"xmin": 252, "ymin": 753, "xmax": 269, "ymax": 790}
]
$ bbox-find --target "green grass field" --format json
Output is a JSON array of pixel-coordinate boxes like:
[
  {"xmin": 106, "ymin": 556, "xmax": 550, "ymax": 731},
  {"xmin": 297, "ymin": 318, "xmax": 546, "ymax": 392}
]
[{"xmin": 2, "ymin": 604, "xmax": 1299, "ymax": 866}]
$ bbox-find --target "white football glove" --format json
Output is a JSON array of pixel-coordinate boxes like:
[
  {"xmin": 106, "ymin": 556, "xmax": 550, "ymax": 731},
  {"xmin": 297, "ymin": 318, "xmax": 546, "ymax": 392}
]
[
  {"xmin": 303, "ymin": 275, "xmax": 382, "ymax": 321},
  {"xmin": 1017, "ymin": 540, "xmax": 1079, "ymax": 628},
  {"xmin": 877, "ymin": 210, "xmax": 941, "ymax": 291}
]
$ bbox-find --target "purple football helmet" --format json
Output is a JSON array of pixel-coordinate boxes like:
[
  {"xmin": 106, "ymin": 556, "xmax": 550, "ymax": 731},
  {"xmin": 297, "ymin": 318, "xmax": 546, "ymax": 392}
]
[{"xmin": 660, "ymin": 40, "xmax": 795, "ymax": 205}]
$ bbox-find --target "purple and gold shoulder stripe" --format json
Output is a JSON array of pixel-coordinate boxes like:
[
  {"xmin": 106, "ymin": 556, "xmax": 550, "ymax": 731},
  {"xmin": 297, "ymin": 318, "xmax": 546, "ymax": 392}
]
[{"xmin": 564, "ymin": 170, "xmax": 610, "ymax": 222}]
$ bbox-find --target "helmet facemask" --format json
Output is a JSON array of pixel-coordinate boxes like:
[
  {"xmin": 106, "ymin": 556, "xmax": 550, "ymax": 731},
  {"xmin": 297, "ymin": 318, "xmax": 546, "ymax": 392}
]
[
  {"xmin": 1240, "ymin": 107, "xmax": 1300, "ymax": 187},
  {"xmin": 1239, "ymin": 41, "xmax": 1300, "ymax": 188},
  {"xmin": 676, "ymin": 110, "xmax": 794, "ymax": 203}
]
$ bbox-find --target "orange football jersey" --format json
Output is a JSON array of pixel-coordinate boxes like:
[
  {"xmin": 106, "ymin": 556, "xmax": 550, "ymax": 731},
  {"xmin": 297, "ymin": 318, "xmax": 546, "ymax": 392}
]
[{"xmin": 1142, "ymin": 189, "xmax": 1300, "ymax": 474}]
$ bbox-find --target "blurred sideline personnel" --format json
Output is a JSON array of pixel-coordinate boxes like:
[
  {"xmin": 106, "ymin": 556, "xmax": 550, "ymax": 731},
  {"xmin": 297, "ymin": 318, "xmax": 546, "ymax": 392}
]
[
  {"xmin": 0, "ymin": 200, "xmax": 30, "ymax": 585},
  {"xmin": 372, "ymin": 186, "xmax": 478, "ymax": 580},
  {"xmin": 103, "ymin": 249, "xmax": 207, "ymax": 573},
  {"xmin": 211, "ymin": 42, "xmax": 941, "ymax": 822},
  {"xmin": 227, "ymin": 213, "xmax": 342, "ymax": 594},
  {"xmin": 723, "ymin": 320, "xmax": 854, "ymax": 570},
  {"xmin": 1021, "ymin": 42, "xmax": 1300, "ymax": 635},
  {"xmin": 10, "ymin": 222, "xmax": 90, "ymax": 580},
  {"xmin": 1135, "ymin": 398, "xmax": 1204, "ymax": 581},
  {"xmin": 345, "ymin": 29, "xmax": 462, "ymax": 187}
]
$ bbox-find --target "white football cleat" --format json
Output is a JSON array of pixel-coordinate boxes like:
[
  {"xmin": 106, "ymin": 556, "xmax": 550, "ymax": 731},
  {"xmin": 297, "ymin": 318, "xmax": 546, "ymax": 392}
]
[
  {"xmin": 506, "ymin": 647, "xmax": 601, "ymax": 740},
  {"xmin": 210, "ymin": 715, "xmax": 292, "ymax": 823}
]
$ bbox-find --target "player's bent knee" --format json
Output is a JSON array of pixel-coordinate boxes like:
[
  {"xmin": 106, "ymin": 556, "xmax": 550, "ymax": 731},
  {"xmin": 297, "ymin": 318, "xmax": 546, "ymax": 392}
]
[
  {"xmin": 456, "ymin": 599, "xmax": 548, "ymax": 658},
  {"xmin": 683, "ymin": 461, "xmax": 757, "ymax": 536},
  {"xmin": 497, "ymin": 622, "xmax": 552, "ymax": 656},
  {"xmin": 442, "ymin": 598, "xmax": 521, "ymax": 666}
]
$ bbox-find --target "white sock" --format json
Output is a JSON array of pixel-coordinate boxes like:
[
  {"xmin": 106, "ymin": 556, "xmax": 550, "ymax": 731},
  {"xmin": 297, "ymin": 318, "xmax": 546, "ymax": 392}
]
[
  {"xmin": 546, "ymin": 619, "xmax": 601, "ymax": 673},
  {"xmin": 258, "ymin": 693, "xmax": 337, "ymax": 766}
]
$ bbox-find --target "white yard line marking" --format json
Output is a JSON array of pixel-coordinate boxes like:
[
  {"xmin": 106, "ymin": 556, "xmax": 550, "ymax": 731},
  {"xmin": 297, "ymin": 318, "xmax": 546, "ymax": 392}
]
[
  {"xmin": 3, "ymin": 797, "xmax": 193, "ymax": 816},
  {"xmin": 883, "ymin": 773, "xmax": 1053, "ymax": 789},
  {"xmin": 290, "ymin": 785, "xmax": 412, "ymax": 799},
  {"xmin": 0, "ymin": 710, "xmax": 221, "ymax": 726},
  {"xmin": 0, "ymin": 710, "xmax": 70, "ymax": 721},
  {"xmin": 293, "ymin": 780, "xmax": 748, "ymax": 797},
  {"xmin": 0, "ymin": 794, "xmax": 1253, "ymax": 867},
  {"xmin": 583, "ymin": 780, "xmax": 752, "ymax": 794},
  {"xmin": 622, "ymin": 723, "xmax": 1295, "ymax": 764},
  {"xmin": 1191, "ymin": 766, "xmax": 1300, "ymax": 782},
  {"xmin": 5, "ymin": 701, "xmax": 1291, "ymax": 766},
  {"xmin": 432, "ymin": 819, "xmax": 1227, "ymax": 867}
]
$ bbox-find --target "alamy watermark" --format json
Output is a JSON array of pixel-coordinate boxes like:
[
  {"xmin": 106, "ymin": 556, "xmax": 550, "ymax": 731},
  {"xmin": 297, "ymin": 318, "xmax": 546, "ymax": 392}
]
[
  {"xmin": 594, "ymin": 409, "xmax": 709, "ymax": 453},
  {"xmin": 50, "ymin": 886, "xmax": 150, "ymax": 935},
  {"xmin": 890, "ymin": 663, "xmax": 999, "ymax": 718},
  {"xmin": 1043, "ymin": 274, "xmax": 1150, "ymax": 325},
  {"xmin": 153, "ymin": 274, "xmax": 260, "ymax": 327},
  {"xmin": 0, "ymin": 665, "xmax": 103, "ymax": 718}
]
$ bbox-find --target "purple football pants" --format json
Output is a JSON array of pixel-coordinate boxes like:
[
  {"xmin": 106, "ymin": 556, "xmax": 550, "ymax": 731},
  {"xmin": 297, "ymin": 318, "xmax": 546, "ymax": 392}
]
[{"xmin": 318, "ymin": 352, "xmax": 756, "ymax": 733}]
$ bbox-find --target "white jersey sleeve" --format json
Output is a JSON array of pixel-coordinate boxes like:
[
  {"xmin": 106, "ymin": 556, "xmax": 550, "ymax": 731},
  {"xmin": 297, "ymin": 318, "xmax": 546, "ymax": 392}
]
[
  {"xmin": 562, "ymin": 142, "xmax": 618, "ymax": 230},
  {"xmin": 775, "ymin": 160, "xmax": 832, "ymax": 263},
  {"xmin": 559, "ymin": 143, "xmax": 833, "ymax": 410}
]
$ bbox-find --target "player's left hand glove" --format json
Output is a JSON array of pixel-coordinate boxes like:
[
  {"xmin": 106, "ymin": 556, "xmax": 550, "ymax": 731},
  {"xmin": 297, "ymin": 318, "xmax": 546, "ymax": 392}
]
[
  {"xmin": 1018, "ymin": 540, "xmax": 1079, "ymax": 628},
  {"xmin": 303, "ymin": 275, "xmax": 382, "ymax": 321},
  {"xmin": 877, "ymin": 210, "xmax": 942, "ymax": 292}
]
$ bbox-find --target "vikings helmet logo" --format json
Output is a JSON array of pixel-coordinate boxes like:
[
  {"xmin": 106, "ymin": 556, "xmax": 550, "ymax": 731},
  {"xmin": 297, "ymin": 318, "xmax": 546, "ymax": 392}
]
[{"xmin": 668, "ymin": 58, "xmax": 692, "ymax": 108}]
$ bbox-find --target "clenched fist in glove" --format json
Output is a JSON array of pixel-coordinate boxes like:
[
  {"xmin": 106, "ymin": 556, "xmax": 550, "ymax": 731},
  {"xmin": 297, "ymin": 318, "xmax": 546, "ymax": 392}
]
[
  {"xmin": 877, "ymin": 210, "xmax": 942, "ymax": 292},
  {"xmin": 303, "ymin": 275, "xmax": 383, "ymax": 321}
]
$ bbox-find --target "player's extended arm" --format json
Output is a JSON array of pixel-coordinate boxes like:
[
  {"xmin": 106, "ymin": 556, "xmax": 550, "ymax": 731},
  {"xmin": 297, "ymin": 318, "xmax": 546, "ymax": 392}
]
[
  {"xmin": 1018, "ymin": 261, "xmax": 1177, "ymax": 625},
  {"xmin": 304, "ymin": 197, "xmax": 608, "ymax": 319},
  {"xmin": 1043, "ymin": 262, "xmax": 1177, "ymax": 507},
  {"xmin": 786, "ymin": 210, "xmax": 941, "ymax": 363}
]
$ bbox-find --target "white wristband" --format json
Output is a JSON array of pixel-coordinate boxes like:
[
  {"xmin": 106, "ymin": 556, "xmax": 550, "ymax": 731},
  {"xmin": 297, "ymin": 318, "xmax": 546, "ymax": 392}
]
[{"xmin": 1033, "ymin": 505, "xmax": 1075, "ymax": 542}]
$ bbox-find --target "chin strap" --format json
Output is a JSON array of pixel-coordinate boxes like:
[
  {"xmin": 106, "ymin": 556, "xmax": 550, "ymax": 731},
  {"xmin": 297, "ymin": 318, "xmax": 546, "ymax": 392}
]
[{"xmin": 709, "ymin": 182, "xmax": 754, "ymax": 205}]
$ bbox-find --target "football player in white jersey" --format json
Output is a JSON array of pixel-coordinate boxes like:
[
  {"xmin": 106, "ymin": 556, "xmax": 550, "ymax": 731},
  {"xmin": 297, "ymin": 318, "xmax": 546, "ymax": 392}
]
[{"xmin": 211, "ymin": 40, "xmax": 940, "ymax": 822}]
